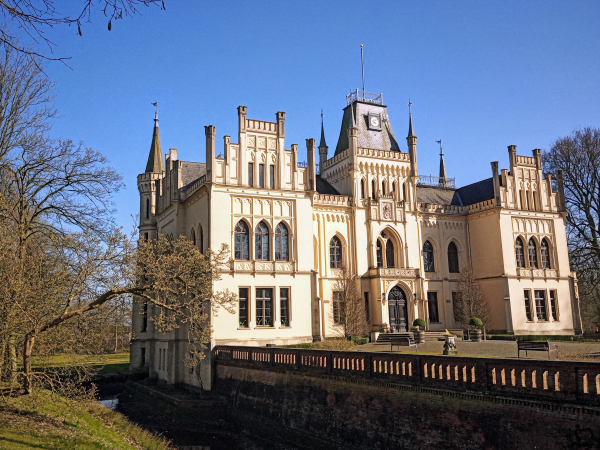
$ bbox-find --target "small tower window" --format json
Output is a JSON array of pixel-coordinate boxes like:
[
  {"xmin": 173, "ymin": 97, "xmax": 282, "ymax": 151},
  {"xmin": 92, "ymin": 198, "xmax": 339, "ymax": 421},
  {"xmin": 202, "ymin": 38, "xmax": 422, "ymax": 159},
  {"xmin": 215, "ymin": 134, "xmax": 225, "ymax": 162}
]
[
  {"xmin": 402, "ymin": 183, "xmax": 407, "ymax": 202},
  {"xmin": 270, "ymin": 165, "xmax": 275, "ymax": 189},
  {"xmin": 248, "ymin": 163, "xmax": 254, "ymax": 187},
  {"xmin": 381, "ymin": 181, "xmax": 386, "ymax": 196},
  {"xmin": 528, "ymin": 238, "xmax": 538, "ymax": 269},
  {"xmin": 371, "ymin": 180, "xmax": 376, "ymax": 200},
  {"xmin": 360, "ymin": 179, "xmax": 365, "ymax": 199},
  {"xmin": 146, "ymin": 198, "xmax": 150, "ymax": 219},
  {"xmin": 259, "ymin": 164, "xmax": 265, "ymax": 188},
  {"xmin": 392, "ymin": 181, "xmax": 397, "ymax": 195}
]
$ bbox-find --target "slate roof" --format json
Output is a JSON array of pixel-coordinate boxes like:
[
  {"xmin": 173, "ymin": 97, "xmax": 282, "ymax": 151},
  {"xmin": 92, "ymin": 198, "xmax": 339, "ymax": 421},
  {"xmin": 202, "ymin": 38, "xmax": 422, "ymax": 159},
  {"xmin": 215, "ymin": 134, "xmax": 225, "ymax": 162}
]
[
  {"xmin": 181, "ymin": 162, "xmax": 207, "ymax": 191},
  {"xmin": 316, "ymin": 175, "xmax": 340, "ymax": 195},
  {"xmin": 335, "ymin": 101, "xmax": 401, "ymax": 155},
  {"xmin": 416, "ymin": 177, "xmax": 495, "ymax": 207},
  {"xmin": 145, "ymin": 124, "xmax": 165, "ymax": 173}
]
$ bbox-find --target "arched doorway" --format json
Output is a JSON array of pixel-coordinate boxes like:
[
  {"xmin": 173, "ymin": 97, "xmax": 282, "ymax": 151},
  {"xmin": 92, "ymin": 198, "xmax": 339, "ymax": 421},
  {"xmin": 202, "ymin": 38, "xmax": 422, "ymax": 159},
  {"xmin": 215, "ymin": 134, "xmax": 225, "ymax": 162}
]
[{"xmin": 388, "ymin": 286, "xmax": 409, "ymax": 332}]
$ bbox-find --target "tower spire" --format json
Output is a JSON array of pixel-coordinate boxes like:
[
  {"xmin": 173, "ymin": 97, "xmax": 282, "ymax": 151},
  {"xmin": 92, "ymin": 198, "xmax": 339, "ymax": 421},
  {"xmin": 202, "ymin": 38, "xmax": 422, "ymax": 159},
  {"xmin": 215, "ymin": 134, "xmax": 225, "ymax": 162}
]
[
  {"xmin": 360, "ymin": 44, "xmax": 365, "ymax": 93},
  {"xmin": 319, "ymin": 110, "xmax": 327, "ymax": 148},
  {"xmin": 145, "ymin": 101, "xmax": 164, "ymax": 173},
  {"xmin": 437, "ymin": 139, "xmax": 449, "ymax": 187},
  {"xmin": 407, "ymin": 99, "xmax": 414, "ymax": 137}
]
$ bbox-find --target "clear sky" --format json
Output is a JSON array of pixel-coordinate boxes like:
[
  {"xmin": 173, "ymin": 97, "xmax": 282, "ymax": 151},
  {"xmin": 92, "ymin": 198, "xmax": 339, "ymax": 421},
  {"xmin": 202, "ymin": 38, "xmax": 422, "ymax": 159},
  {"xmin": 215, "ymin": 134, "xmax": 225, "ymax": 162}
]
[{"xmin": 36, "ymin": 0, "xmax": 600, "ymax": 230}]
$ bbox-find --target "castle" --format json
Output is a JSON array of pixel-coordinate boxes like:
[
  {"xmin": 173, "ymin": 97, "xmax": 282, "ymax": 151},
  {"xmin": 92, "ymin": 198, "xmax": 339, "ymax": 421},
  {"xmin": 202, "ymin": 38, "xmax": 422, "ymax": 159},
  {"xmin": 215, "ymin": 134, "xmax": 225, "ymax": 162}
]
[{"xmin": 130, "ymin": 89, "xmax": 582, "ymax": 388}]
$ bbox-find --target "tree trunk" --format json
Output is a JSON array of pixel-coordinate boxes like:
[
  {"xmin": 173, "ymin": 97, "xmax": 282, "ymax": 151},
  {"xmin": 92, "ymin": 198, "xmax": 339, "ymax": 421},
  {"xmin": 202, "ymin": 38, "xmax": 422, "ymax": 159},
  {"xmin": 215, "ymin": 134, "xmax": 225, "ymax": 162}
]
[
  {"xmin": 22, "ymin": 333, "xmax": 35, "ymax": 394},
  {"xmin": 6, "ymin": 334, "xmax": 17, "ymax": 385}
]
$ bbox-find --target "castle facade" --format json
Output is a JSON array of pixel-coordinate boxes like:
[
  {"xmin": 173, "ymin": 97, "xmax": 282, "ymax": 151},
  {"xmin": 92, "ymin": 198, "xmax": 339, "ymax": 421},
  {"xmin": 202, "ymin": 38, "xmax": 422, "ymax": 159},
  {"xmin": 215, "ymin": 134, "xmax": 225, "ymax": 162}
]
[{"xmin": 131, "ymin": 90, "xmax": 582, "ymax": 388}]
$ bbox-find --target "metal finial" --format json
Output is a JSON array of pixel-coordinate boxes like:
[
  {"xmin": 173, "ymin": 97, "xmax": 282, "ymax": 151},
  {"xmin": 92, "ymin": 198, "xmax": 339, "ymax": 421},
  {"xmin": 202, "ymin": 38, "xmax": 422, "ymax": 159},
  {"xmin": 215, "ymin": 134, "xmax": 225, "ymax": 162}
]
[
  {"xmin": 152, "ymin": 101, "xmax": 159, "ymax": 127},
  {"xmin": 436, "ymin": 139, "xmax": 443, "ymax": 155},
  {"xmin": 408, "ymin": 99, "xmax": 412, "ymax": 114},
  {"xmin": 360, "ymin": 44, "xmax": 365, "ymax": 93}
]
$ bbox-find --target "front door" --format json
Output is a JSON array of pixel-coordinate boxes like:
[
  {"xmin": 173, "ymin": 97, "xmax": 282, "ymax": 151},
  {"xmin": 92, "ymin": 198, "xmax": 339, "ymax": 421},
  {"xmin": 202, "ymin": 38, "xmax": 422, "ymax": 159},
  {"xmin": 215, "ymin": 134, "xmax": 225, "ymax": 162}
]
[{"xmin": 388, "ymin": 286, "xmax": 408, "ymax": 332}]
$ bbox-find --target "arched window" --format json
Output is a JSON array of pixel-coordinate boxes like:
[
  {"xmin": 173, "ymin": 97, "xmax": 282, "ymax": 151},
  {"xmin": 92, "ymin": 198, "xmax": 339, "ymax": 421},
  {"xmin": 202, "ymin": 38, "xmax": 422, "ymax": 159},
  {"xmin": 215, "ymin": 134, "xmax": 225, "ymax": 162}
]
[
  {"xmin": 541, "ymin": 239, "xmax": 551, "ymax": 269},
  {"xmin": 402, "ymin": 183, "xmax": 407, "ymax": 202},
  {"xmin": 515, "ymin": 237, "xmax": 525, "ymax": 268},
  {"xmin": 381, "ymin": 181, "xmax": 386, "ymax": 196},
  {"xmin": 330, "ymin": 236, "xmax": 342, "ymax": 268},
  {"xmin": 234, "ymin": 221, "xmax": 249, "ymax": 260},
  {"xmin": 146, "ymin": 198, "xmax": 150, "ymax": 219},
  {"xmin": 528, "ymin": 238, "xmax": 538, "ymax": 269},
  {"xmin": 423, "ymin": 240, "xmax": 435, "ymax": 272},
  {"xmin": 191, "ymin": 229, "xmax": 196, "ymax": 246},
  {"xmin": 376, "ymin": 240, "xmax": 383, "ymax": 268},
  {"xmin": 448, "ymin": 242, "xmax": 459, "ymax": 273},
  {"xmin": 360, "ymin": 179, "xmax": 365, "ymax": 199},
  {"xmin": 392, "ymin": 181, "xmax": 397, "ymax": 193},
  {"xmin": 386, "ymin": 240, "xmax": 395, "ymax": 268},
  {"xmin": 275, "ymin": 222, "xmax": 289, "ymax": 261},
  {"xmin": 255, "ymin": 222, "xmax": 270, "ymax": 260},
  {"xmin": 371, "ymin": 180, "xmax": 376, "ymax": 200},
  {"xmin": 199, "ymin": 226, "xmax": 204, "ymax": 254}
]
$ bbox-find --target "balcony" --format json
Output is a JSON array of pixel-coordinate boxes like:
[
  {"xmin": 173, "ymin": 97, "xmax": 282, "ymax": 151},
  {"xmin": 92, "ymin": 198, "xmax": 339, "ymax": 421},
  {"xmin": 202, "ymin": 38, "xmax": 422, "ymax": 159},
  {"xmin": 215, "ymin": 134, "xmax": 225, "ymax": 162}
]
[
  {"xmin": 346, "ymin": 89, "xmax": 383, "ymax": 105},
  {"xmin": 233, "ymin": 261, "xmax": 295, "ymax": 273},
  {"xmin": 370, "ymin": 267, "xmax": 419, "ymax": 279},
  {"xmin": 417, "ymin": 175, "xmax": 455, "ymax": 189},
  {"xmin": 517, "ymin": 268, "xmax": 558, "ymax": 278}
]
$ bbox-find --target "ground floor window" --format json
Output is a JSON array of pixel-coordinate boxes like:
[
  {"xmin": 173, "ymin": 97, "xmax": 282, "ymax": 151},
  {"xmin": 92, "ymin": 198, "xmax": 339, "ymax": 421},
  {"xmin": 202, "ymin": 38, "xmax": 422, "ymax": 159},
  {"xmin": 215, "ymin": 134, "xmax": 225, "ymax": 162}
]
[
  {"xmin": 549, "ymin": 290, "xmax": 558, "ymax": 321},
  {"xmin": 333, "ymin": 291, "xmax": 342, "ymax": 324},
  {"xmin": 140, "ymin": 347, "xmax": 146, "ymax": 367},
  {"xmin": 524, "ymin": 290, "xmax": 532, "ymax": 321},
  {"xmin": 534, "ymin": 290, "xmax": 547, "ymax": 321},
  {"xmin": 239, "ymin": 288, "xmax": 249, "ymax": 327},
  {"xmin": 427, "ymin": 292, "xmax": 439, "ymax": 323},
  {"xmin": 256, "ymin": 288, "xmax": 273, "ymax": 326},
  {"xmin": 280, "ymin": 288, "xmax": 290, "ymax": 326}
]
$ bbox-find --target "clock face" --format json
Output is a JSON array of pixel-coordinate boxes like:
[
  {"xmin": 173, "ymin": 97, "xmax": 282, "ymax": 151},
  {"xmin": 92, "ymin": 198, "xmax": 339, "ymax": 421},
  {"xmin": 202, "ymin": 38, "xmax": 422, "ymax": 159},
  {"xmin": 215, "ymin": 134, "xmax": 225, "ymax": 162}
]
[
  {"xmin": 367, "ymin": 113, "xmax": 381, "ymax": 130},
  {"xmin": 370, "ymin": 116, "xmax": 380, "ymax": 127}
]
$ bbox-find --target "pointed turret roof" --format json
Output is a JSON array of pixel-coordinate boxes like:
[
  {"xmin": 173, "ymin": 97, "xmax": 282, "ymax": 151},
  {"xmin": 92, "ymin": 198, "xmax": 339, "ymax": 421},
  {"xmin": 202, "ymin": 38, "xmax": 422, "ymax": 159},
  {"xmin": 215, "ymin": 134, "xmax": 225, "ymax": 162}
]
[
  {"xmin": 145, "ymin": 105, "xmax": 165, "ymax": 174},
  {"xmin": 407, "ymin": 100, "xmax": 415, "ymax": 138},
  {"xmin": 319, "ymin": 111, "xmax": 327, "ymax": 148},
  {"xmin": 437, "ymin": 139, "xmax": 449, "ymax": 187}
]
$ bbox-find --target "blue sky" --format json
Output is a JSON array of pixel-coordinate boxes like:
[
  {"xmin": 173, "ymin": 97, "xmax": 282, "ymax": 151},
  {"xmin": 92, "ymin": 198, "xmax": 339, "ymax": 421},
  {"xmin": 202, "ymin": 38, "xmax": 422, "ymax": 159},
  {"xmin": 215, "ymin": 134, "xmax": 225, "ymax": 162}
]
[{"xmin": 36, "ymin": 1, "xmax": 600, "ymax": 229}]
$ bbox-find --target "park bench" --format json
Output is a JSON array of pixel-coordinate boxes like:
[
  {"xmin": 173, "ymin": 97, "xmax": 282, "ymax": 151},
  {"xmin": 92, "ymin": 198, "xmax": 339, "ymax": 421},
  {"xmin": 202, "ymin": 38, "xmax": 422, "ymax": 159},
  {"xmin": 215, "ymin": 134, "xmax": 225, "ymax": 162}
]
[
  {"xmin": 516, "ymin": 340, "xmax": 555, "ymax": 359},
  {"xmin": 390, "ymin": 337, "xmax": 417, "ymax": 352}
]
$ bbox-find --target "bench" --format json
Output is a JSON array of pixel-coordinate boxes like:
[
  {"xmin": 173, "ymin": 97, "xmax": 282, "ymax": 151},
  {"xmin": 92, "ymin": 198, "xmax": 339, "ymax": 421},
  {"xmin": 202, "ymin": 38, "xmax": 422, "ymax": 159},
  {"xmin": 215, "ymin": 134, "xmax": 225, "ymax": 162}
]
[
  {"xmin": 390, "ymin": 337, "xmax": 417, "ymax": 352},
  {"xmin": 517, "ymin": 340, "xmax": 555, "ymax": 359}
]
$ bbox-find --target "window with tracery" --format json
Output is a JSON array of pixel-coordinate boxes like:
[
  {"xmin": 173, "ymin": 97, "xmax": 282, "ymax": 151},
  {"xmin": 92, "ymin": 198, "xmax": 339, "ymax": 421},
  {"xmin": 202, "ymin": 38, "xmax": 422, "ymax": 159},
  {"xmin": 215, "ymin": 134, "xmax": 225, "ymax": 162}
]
[
  {"xmin": 376, "ymin": 240, "xmax": 383, "ymax": 268},
  {"xmin": 255, "ymin": 221, "xmax": 270, "ymax": 260},
  {"xmin": 423, "ymin": 240, "xmax": 435, "ymax": 272},
  {"xmin": 541, "ymin": 239, "xmax": 551, "ymax": 269},
  {"xmin": 385, "ymin": 240, "xmax": 395, "ymax": 268},
  {"xmin": 515, "ymin": 237, "xmax": 525, "ymax": 268},
  {"xmin": 448, "ymin": 242, "xmax": 459, "ymax": 273},
  {"xmin": 528, "ymin": 238, "xmax": 538, "ymax": 269},
  {"xmin": 234, "ymin": 221, "xmax": 249, "ymax": 260},
  {"xmin": 330, "ymin": 236, "xmax": 342, "ymax": 268},
  {"xmin": 275, "ymin": 222, "xmax": 289, "ymax": 261}
]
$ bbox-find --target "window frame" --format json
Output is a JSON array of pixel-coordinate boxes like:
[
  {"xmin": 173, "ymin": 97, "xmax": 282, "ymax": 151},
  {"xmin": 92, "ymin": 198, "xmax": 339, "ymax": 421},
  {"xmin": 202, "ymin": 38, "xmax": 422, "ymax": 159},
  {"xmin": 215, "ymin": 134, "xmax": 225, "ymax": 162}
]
[
  {"xmin": 385, "ymin": 239, "xmax": 395, "ymax": 268},
  {"xmin": 427, "ymin": 291, "xmax": 440, "ymax": 323},
  {"xmin": 239, "ymin": 287, "xmax": 249, "ymax": 328},
  {"xmin": 270, "ymin": 165, "xmax": 275, "ymax": 189},
  {"xmin": 528, "ymin": 238, "xmax": 538, "ymax": 269},
  {"xmin": 541, "ymin": 238, "xmax": 551, "ymax": 269},
  {"xmin": 248, "ymin": 162, "xmax": 254, "ymax": 187},
  {"xmin": 549, "ymin": 290, "xmax": 558, "ymax": 321},
  {"xmin": 423, "ymin": 240, "xmax": 435, "ymax": 273},
  {"xmin": 275, "ymin": 222, "xmax": 289, "ymax": 261},
  {"xmin": 534, "ymin": 289, "xmax": 547, "ymax": 321},
  {"xmin": 515, "ymin": 237, "xmax": 525, "ymax": 268},
  {"xmin": 234, "ymin": 220, "xmax": 250, "ymax": 260},
  {"xmin": 376, "ymin": 239, "xmax": 383, "ymax": 268},
  {"xmin": 524, "ymin": 290, "xmax": 533, "ymax": 321},
  {"xmin": 447, "ymin": 241, "xmax": 459, "ymax": 274},
  {"xmin": 255, "ymin": 221, "xmax": 270, "ymax": 261},
  {"xmin": 256, "ymin": 287, "xmax": 274, "ymax": 327},
  {"xmin": 371, "ymin": 179, "xmax": 376, "ymax": 200},
  {"xmin": 259, "ymin": 163, "xmax": 265, "ymax": 188},
  {"xmin": 280, "ymin": 287, "xmax": 290, "ymax": 327},
  {"xmin": 329, "ymin": 236, "xmax": 342, "ymax": 269}
]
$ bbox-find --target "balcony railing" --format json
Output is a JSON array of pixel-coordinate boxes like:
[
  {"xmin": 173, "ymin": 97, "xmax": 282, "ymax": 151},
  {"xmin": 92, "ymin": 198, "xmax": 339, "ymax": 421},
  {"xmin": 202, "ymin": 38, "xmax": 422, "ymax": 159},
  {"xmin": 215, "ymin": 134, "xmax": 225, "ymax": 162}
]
[
  {"xmin": 417, "ymin": 175, "xmax": 455, "ymax": 189},
  {"xmin": 346, "ymin": 89, "xmax": 383, "ymax": 105}
]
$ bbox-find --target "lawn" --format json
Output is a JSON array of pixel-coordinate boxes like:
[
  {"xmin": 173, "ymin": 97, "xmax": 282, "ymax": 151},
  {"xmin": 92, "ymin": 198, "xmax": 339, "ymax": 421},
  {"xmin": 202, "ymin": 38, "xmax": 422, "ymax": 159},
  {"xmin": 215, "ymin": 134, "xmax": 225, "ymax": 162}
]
[
  {"xmin": 29, "ymin": 353, "xmax": 131, "ymax": 375},
  {"xmin": 0, "ymin": 389, "xmax": 170, "ymax": 449}
]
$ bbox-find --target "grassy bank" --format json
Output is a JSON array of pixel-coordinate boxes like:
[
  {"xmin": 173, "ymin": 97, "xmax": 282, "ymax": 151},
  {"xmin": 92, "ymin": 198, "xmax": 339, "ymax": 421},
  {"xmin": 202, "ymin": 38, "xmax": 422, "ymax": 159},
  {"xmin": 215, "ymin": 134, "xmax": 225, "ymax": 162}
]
[
  {"xmin": 0, "ymin": 389, "xmax": 170, "ymax": 449},
  {"xmin": 28, "ymin": 352, "xmax": 131, "ymax": 375}
]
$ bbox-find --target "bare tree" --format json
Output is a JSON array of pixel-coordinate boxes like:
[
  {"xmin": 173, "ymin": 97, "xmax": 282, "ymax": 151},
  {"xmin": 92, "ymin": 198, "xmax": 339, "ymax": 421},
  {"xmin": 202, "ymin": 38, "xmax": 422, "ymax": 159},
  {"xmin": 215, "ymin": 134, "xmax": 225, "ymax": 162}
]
[
  {"xmin": 332, "ymin": 266, "xmax": 369, "ymax": 339},
  {"xmin": 543, "ymin": 128, "xmax": 600, "ymax": 327},
  {"xmin": 454, "ymin": 269, "xmax": 490, "ymax": 328},
  {"xmin": 0, "ymin": 1, "xmax": 166, "ymax": 62}
]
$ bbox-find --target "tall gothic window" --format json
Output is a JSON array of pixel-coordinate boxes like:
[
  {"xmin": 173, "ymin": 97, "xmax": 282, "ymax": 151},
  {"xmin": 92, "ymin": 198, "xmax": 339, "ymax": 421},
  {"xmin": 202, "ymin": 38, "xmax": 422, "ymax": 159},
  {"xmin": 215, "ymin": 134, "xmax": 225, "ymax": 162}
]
[
  {"xmin": 528, "ymin": 238, "xmax": 538, "ymax": 269},
  {"xmin": 541, "ymin": 239, "xmax": 551, "ymax": 269},
  {"xmin": 255, "ymin": 221, "xmax": 270, "ymax": 260},
  {"xmin": 423, "ymin": 240, "xmax": 435, "ymax": 272},
  {"xmin": 330, "ymin": 236, "xmax": 342, "ymax": 268},
  {"xmin": 199, "ymin": 226, "xmax": 204, "ymax": 254},
  {"xmin": 360, "ymin": 179, "xmax": 365, "ymax": 199},
  {"xmin": 376, "ymin": 240, "xmax": 383, "ymax": 268},
  {"xmin": 392, "ymin": 181, "xmax": 397, "ymax": 195},
  {"xmin": 402, "ymin": 183, "xmax": 407, "ymax": 202},
  {"xmin": 191, "ymin": 229, "xmax": 196, "ymax": 246},
  {"xmin": 448, "ymin": 242, "xmax": 459, "ymax": 273},
  {"xmin": 515, "ymin": 237, "xmax": 525, "ymax": 268},
  {"xmin": 275, "ymin": 222, "xmax": 289, "ymax": 261},
  {"xmin": 385, "ymin": 240, "xmax": 395, "ymax": 268},
  {"xmin": 259, "ymin": 164, "xmax": 265, "ymax": 188},
  {"xmin": 371, "ymin": 180, "xmax": 376, "ymax": 200},
  {"xmin": 381, "ymin": 181, "xmax": 386, "ymax": 196},
  {"xmin": 234, "ymin": 221, "xmax": 249, "ymax": 260},
  {"xmin": 270, "ymin": 165, "xmax": 275, "ymax": 189}
]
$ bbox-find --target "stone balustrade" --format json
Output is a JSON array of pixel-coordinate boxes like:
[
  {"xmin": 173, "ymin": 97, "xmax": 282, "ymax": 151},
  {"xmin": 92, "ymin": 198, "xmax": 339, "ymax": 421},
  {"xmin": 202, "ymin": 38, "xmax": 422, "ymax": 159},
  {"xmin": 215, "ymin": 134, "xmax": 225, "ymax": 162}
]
[{"xmin": 214, "ymin": 345, "xmax": 600, "ymax": 405}]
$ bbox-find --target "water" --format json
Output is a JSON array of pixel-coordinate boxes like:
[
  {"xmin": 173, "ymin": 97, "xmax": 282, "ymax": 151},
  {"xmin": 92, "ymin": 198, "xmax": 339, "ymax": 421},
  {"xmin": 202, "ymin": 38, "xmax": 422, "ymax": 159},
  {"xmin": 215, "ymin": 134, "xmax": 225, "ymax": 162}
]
[{"xmin": 98, "ymin": 395, "xmax": 119, "ymax": 410}]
